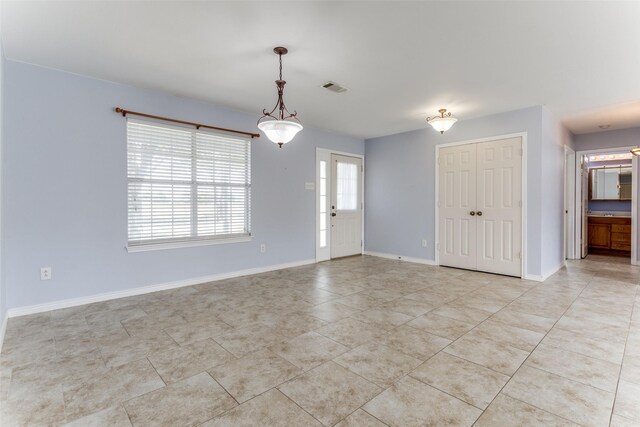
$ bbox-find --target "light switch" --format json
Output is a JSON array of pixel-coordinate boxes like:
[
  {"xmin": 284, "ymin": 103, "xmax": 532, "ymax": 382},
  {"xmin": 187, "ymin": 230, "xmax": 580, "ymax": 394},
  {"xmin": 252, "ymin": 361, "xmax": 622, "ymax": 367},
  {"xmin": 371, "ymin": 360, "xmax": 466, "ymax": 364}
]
[{"xmin": 305, "ymin": 182, "xmax": 315, "ymax": 190}]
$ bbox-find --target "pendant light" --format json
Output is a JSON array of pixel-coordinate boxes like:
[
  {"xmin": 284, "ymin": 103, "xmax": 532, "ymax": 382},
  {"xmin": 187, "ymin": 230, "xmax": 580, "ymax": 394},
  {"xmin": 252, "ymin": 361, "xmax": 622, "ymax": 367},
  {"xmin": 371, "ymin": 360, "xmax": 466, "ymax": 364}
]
[
  {"xmin": 631, "ymin": 147, "xmax": 640, "ymax": 156},
  {"xmin": 257, "ymin": 47, "xmax": 303, "ymax": 148},
  {"xmin": 427, "ymin": 109, "xmax": 458, "ymax": 134}
]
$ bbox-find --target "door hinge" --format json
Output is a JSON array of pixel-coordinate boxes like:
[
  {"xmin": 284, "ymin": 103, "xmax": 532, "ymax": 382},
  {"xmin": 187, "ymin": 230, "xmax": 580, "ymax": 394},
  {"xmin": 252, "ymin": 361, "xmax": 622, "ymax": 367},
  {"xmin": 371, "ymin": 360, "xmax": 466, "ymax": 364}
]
[
  {"xmin": 361, "ymin": 240, "xmax": 363, "ymax": 247},
  {"xmin": 518, "ymin": 251, "xmax": 522, "ymax": 259},
  {"xmin": 361, "ymin": 165, "xmax": 364, "ymax": 172}
]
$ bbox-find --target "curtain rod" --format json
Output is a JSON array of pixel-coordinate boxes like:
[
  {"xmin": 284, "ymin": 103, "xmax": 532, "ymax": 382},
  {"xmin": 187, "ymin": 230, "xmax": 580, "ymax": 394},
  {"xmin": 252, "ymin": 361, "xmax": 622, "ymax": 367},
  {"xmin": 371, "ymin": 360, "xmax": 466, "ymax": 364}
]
[{"xmin": 114, "ymin": 107, "xmax": 260, "ymax": 139}]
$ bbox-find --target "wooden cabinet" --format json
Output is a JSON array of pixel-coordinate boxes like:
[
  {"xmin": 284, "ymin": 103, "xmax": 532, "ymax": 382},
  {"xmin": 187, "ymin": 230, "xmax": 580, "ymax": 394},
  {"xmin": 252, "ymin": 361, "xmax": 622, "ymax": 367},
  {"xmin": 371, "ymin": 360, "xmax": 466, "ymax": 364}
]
[
  {"xmin": 588, "ymin": 223, "xmax": 610, "ymax": 248},
  {"xmin": 588, "ymin": 216, "xmax": 631, "ymax": 255}
]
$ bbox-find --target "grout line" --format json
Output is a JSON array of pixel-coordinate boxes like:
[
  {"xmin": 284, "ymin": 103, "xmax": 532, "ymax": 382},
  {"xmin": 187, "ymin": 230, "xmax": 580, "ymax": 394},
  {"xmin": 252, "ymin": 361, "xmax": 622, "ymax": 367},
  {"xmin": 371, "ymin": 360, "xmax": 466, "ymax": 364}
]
[
  {"xmin": 360, "ymin": 407, "xmax": 391, "ymax": 426},
  {"xmin": 3, "ymin": 256, "xmax": 637, "ymax": 427},
  {"xmin": 469, "ymin": 270, "xmax": 609, "ymax": 426},
  {"xmin": 278, "ymin": 386, "xmax": 328, "ymax": 426},
  {"xmin": 207, "ymin": 372, "xmax": 241, "ymax": 406},
  {"xmin": 608, "ymin": 284, "xmax": 638, "ymax": 426},
  {"xmin": 145, "ymin": 356, "xmax": 167, "ymax": 387}
]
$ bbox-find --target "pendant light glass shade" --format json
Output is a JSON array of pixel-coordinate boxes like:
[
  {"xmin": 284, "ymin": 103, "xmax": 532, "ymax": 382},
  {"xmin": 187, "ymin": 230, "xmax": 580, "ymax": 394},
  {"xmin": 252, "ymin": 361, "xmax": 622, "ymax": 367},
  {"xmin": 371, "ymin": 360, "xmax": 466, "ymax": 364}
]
[
  {"xmin": 426, "ymin": 109, "xmax": 457, "ymax": 134},
  {"xmin": 631, "ymin": 147, "xmax": 640, "ymax": 156},
  {"xmin": 257, "ymin": 47, "xmax": 302, "ymax": 148},
  {"xmin": 258, "ymin": 120, "xmax": 303, "ymax": 146},
  {"xmin": 428, "ymin": 116, "xmax": 458, "ymax": 133}
]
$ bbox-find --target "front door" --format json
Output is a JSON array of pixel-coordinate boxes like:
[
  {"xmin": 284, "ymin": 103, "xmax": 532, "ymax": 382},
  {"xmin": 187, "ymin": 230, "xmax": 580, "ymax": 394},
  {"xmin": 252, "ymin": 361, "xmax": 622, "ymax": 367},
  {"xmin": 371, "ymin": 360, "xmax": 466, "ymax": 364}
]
[{"xmin": 330, "ymin": 154, "xmax": 363, "ymax": 258}]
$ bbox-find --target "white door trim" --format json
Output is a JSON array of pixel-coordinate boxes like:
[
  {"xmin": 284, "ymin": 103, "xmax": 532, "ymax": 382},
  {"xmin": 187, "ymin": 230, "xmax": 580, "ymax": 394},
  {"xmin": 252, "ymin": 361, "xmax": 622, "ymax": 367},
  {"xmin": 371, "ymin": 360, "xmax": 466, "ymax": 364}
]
[
  {"xmin": 434, "ymin": 132, "xmax": 528, "ymax": 278},
  {"xmin": 573, "ymin": 146, "xmax": 637, "ymax": 264},
  {"xmin": 564, "ymin": 146, "xmax": 576, "ymax": 260},
  {"xmin": 316, "ymin": 148, "xmax": 365, "ymax": 262}
]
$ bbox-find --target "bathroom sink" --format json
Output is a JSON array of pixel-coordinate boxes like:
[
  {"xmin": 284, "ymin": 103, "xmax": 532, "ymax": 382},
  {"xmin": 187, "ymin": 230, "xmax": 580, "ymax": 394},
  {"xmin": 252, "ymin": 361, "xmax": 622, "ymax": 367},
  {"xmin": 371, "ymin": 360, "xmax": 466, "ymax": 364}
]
[{"xmin": 587, "ymin": 211, "xmax": 631, "ymax": 218}]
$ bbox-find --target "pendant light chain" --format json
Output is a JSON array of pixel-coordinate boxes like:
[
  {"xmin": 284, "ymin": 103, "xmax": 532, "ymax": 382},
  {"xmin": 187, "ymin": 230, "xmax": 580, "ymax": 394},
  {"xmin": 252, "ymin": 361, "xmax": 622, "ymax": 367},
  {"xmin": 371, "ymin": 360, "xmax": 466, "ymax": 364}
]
[{"xmin": 278, "ymin": 52, "xmax": 285, "ymax": 120}]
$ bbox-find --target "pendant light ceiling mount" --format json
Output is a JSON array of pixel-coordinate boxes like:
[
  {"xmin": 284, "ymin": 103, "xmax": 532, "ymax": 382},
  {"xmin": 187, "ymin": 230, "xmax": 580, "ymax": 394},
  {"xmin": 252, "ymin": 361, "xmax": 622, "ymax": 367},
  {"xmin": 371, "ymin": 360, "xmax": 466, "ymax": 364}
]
[
  {"xmin": 272, "ymin": 46, "xmax": 288, "ymax": 56},
  {"xmin": 427, "ymin": 108, "xmax": 458, "ymax": 134},
  {"xmin": 257, "ymin": 46, "xmax": 303, "ymax": 148}
]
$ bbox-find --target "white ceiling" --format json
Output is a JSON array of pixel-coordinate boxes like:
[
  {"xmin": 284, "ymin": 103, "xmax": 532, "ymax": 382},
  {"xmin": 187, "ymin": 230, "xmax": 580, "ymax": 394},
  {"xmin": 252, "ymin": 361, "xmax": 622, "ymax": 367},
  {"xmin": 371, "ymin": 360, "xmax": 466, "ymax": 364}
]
[{"xmin": 2, "ymin": 1, "xmax": 640, "ymax": 139}]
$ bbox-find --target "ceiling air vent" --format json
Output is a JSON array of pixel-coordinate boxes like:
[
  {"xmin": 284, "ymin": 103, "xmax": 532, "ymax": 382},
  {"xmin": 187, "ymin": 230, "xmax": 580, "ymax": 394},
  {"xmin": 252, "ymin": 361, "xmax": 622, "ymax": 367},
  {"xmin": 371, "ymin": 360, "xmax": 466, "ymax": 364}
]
[{"xmin": 321, "ymin": 81, "xmax": 348, "ymax": 93}]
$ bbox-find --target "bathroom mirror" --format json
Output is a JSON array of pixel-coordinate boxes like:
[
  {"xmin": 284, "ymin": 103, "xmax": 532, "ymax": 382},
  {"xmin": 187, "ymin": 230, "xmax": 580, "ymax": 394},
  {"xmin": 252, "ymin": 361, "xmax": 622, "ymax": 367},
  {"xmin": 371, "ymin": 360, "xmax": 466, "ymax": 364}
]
[{"xmin": 590, "ymin": 166, "xmax": 632, "ymax": 201}]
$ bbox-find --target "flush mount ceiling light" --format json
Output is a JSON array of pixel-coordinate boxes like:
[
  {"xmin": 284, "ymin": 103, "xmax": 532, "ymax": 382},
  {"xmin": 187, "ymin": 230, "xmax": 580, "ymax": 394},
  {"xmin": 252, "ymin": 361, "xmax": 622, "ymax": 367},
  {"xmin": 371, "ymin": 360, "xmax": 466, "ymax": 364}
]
[
  {"xmin": 426, "ymin": 109, "xmax": 458, "ymax": 134},
  {"xmin": 257, "ymin": 47, "xmax": 303, "ymax": 148}
]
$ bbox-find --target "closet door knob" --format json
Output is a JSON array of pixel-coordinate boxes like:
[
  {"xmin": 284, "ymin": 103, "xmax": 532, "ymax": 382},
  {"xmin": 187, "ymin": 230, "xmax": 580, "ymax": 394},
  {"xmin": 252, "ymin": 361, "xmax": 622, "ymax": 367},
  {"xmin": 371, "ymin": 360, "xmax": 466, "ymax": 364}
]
[
  {"xmin": 477, "ymin": 211, "xmax": 483, "ymax": 216},
  {"xmin": 469, "ymin": 211, "xmax": 476, "ymax": 216}
]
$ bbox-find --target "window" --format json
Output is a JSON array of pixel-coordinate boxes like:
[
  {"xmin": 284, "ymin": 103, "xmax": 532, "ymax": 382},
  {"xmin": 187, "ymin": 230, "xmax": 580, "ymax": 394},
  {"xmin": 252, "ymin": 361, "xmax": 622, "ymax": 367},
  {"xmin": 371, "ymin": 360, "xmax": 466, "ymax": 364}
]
[
  {"xmin": 336, "ymin": 162, "xmax": 358, "ymax": 210},
  {"xmin": 127, "ymin": 120, "xmax": 251, "ymax": 249},
  {"xmin": 319, "ymin": 160, "xmax": 328, "ymax": 248}
]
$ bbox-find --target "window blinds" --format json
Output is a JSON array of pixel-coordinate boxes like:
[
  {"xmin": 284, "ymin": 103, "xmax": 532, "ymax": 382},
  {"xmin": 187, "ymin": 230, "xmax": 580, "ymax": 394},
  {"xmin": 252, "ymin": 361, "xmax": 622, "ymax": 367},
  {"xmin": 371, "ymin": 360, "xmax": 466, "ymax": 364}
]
[{"xmin": 127, "ymin": 120, "xmax": 251, "ymax": 247}]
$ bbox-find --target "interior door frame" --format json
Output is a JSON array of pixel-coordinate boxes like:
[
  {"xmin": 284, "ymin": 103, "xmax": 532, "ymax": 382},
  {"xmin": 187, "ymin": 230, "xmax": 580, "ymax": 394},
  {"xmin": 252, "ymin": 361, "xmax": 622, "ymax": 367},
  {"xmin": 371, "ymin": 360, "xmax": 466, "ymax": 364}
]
[
  {"xmin": 315, "ymin": 148, "xmax": 365, "ymax": 262},
  {"xmin": 564, "ymin": 146, "xmax": 576, "ymax": 260},
  {"xmin": 572, "ymin": 146, "xmax": 637, "ymax": 265},
  {"xmin": 434, "ymin": 132, "xmax": 528, "ymax": 278}
]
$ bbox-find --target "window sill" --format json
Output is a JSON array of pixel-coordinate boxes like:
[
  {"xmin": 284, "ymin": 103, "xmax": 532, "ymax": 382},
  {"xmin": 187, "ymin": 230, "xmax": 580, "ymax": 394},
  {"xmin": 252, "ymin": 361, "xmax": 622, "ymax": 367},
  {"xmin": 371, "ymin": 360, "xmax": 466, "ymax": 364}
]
[{"xmin": 126, "ymin": 236, "xmax": 252, "ymax": 253}]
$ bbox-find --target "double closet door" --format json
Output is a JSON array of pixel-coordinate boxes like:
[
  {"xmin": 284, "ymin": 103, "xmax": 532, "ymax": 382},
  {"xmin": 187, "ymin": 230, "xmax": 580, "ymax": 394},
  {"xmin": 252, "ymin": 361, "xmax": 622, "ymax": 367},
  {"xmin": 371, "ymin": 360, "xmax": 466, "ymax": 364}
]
[{"xmin": 438, "ymin": 137, "xmax": 522, "ymax": 277}]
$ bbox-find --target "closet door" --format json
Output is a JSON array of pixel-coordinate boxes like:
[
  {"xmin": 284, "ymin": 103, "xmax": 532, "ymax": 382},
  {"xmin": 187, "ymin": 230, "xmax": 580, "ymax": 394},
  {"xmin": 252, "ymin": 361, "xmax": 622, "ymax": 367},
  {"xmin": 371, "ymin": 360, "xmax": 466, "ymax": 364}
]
[
  {"xmin": 475, "ymin": 137, "xmax": 522, "ymax": 276},
  {"xmin": 438, "ymin": 144, "xmax": 478, "ymax": 270}
]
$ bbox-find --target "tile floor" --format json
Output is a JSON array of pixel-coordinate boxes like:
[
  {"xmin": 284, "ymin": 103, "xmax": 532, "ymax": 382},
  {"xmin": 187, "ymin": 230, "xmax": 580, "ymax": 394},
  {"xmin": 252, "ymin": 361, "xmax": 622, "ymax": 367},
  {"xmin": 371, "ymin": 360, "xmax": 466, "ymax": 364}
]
[{"xmin": 0, "ymin": 254, "xmax": 638, "ymax": 426}]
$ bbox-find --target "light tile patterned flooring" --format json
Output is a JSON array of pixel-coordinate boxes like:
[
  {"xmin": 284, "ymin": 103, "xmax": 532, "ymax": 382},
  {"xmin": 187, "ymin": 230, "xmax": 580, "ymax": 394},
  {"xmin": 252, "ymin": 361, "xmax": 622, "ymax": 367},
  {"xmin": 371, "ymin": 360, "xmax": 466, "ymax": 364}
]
[{"xmin": 1, "ymin": 254, "xmax": 639, "ymax": 426}]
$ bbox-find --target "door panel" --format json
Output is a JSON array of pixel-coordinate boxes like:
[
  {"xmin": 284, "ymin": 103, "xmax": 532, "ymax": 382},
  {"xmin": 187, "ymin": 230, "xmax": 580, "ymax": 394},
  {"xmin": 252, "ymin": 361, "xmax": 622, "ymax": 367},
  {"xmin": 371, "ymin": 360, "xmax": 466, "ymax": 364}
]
[
  {"xmin": 438, "ymin": 144, "xmax": 478, "ymax": 270},
  {"xmin": 475, "ymin": 137, "xmax": 522, "ymax": 276},
  {"xmin": 438, "ymin": 137, "xmax": 523, "ymax": 277},
  {"xmin": 330, "ymin": 154, "xmax": 363, "ymax": 258},
  {"xmin": 588, "ymin": 223, "xmax": 610, "ymax": 248}
]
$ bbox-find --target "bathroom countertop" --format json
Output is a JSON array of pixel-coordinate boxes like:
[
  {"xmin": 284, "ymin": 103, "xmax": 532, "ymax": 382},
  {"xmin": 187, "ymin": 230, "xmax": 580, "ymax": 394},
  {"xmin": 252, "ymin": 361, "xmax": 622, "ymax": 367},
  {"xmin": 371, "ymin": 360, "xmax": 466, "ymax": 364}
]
[{"xmin": 587, "ymin": 212, "xmax": 631, "ymax": 218}]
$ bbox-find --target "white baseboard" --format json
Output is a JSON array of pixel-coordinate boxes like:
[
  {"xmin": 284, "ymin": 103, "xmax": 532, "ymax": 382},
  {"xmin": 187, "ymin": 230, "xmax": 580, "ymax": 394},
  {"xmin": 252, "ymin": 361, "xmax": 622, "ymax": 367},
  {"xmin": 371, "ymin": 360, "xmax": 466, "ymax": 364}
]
[
  {"xmin": 6, "ymin": 258, "xmax": 316, "ymax": 319},
  {"xmin": 524, "ymin": 261, "xmax": 566, "ymax": 282},
  {"xmin": 363, "ymin": 251, "xmax": 437, "ymax": 266}
]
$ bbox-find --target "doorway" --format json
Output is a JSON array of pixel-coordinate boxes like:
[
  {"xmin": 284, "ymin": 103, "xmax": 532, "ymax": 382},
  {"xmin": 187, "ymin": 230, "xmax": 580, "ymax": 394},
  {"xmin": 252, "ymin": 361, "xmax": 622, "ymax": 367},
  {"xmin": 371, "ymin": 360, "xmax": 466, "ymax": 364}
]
[
  {"xmin": 572, "ymin": 147, "xmax": 637, "ymax": 263},
  {"xmin": 436, "ymin": 135, "xmax": 524, "ymax": 277},
  {"xmin": 316, "ymin": 149, "xmax": 364, "ymax": 262}
]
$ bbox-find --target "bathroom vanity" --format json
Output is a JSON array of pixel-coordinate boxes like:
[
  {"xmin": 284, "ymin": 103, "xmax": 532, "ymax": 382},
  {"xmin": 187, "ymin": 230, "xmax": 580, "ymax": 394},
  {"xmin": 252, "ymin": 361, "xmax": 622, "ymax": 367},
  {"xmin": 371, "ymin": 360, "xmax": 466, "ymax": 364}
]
[{"xmin": 588, "ymin": 215, "xmax": 631, "ymax": 256}]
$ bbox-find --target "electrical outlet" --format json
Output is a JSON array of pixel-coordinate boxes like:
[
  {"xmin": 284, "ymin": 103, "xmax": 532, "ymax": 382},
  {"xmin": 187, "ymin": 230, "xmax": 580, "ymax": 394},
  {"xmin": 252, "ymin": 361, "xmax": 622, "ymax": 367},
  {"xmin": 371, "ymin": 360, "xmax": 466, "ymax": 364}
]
[
  {"xmin": 40, "ymin": 267, "xmax": 52, "ymax": 281},
  {"xmin": 260, "ymin": 243, "xmax": 266, "ymax": 253},
  {"xmin": 421, "ymin": 239, "xmax": 428, "ymax": 248}
]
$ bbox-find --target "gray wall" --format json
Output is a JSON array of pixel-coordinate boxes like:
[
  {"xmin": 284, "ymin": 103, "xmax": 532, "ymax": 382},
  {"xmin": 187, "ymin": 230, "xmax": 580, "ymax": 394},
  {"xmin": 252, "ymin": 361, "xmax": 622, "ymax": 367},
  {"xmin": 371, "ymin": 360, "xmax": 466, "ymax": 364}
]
[
  {"xmin": 0, "ymin": 20, "xmax": 5, "ymax": 323},
  {"xmin": 574, "ymin": 127, "xmax": 640, "ymax": 152},
  {"xmin": 541, "ymin": 107, "xmax": 572, "ymax": 275},
  {"xmin": 364, "ymin": 105, "xmax": 569, "ymax": 278},
  {"xmin": 3, "ymin": 60, "xmax": 364, "ymax": 309}
]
